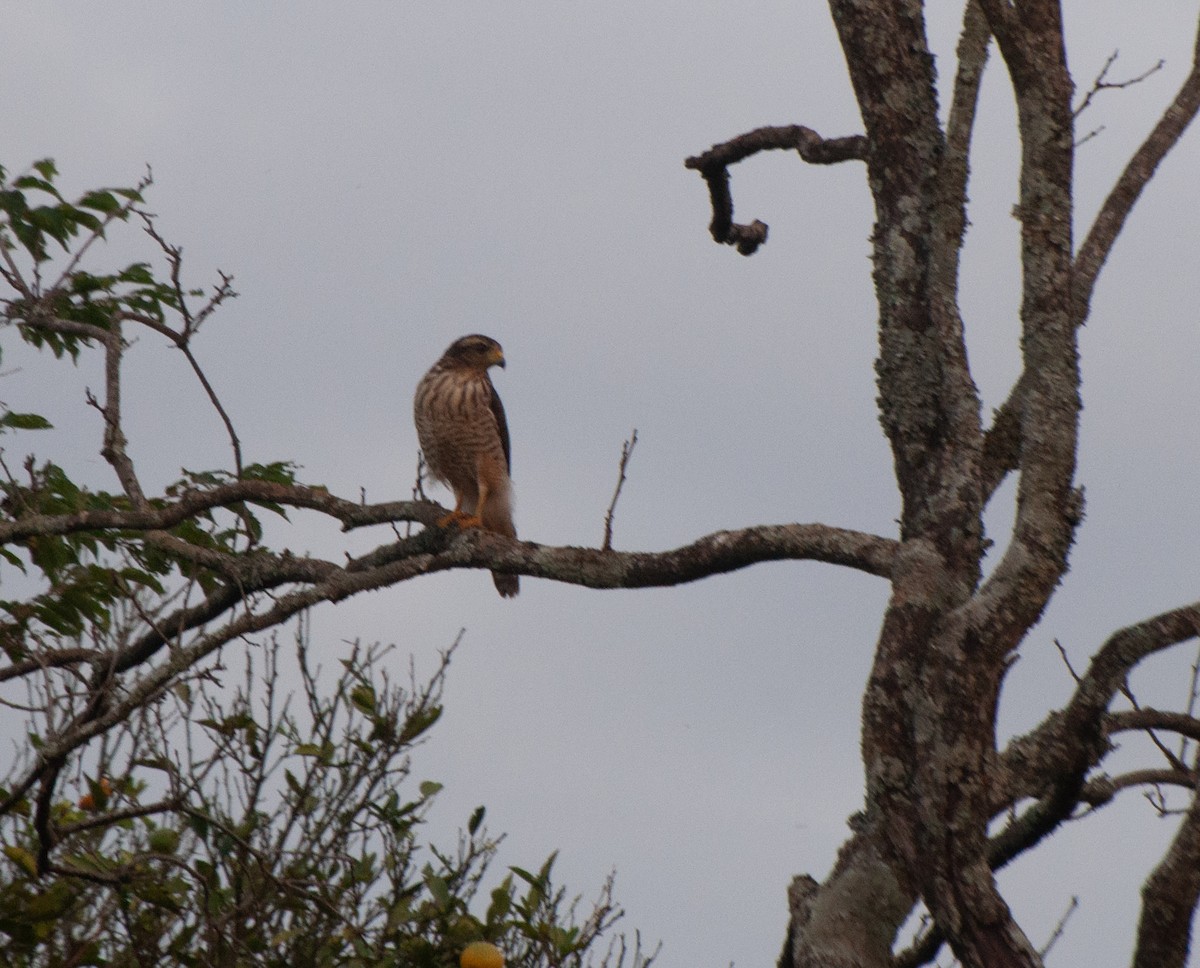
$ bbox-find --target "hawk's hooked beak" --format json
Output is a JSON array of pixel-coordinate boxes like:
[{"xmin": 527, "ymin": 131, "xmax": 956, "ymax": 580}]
[{"xmin": 489, "ymin": 347, "xmax": 506, "ymax": 369}]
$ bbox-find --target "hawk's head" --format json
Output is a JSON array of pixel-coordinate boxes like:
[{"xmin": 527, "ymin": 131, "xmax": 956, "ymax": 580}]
[{"xmin": 440, "ymin": 334, "xmax": 506, "ymax": 371}]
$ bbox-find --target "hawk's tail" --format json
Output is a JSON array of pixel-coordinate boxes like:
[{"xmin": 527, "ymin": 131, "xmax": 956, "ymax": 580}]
[
  {"xmin": 492, "ymin": 572, "xmax": 519, "ymax": 597},
  {"xmin": 482, "ymin": 481, "xmax": 518, "ymax": 598}
]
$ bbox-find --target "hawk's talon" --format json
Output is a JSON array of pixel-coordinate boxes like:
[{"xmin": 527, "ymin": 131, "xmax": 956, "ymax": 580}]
[{"xmin": 435, "ymin": 510, "xmax": 484, "ymax": 530}]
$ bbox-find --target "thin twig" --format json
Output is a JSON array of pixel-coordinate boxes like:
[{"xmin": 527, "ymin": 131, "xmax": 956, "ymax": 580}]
[
  {"xmin": 1119, "ymin": 679, "xmax": 1190, "ymax": 773},
  {"xmin": 407, "ymin": 452, "xmax": 430, "ymax": 538},
  {"xmin": 1037, "ymin": 896, "xmax": 1079, "ymax": 959},
  {"xmin": 136, "ymin": 212, "xmax": 243, "ymax": 474},
  {"xmin": 602, "ymin": 429, "xmax": 638, "ymax": 551},
  {"xmin": 180, "ymin": 342, "xmax": 243, "ymax": 475},
  {"xmin": 1054, "ymin": 638, "xmax": 1081, "ymax": 682},
  {"xmin": 1074, "ymin": 50, "xmax": 1165, "ymax": 120}
]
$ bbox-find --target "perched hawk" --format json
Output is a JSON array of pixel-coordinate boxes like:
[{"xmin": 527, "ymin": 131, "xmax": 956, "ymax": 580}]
[{"xmin": 414, "ymin": 334, "xmax": 519, "ymax": 597}]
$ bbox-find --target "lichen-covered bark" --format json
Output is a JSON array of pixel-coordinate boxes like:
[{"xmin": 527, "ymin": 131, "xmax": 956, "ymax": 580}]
[
  {"xmin": 779, "ymin": 1, "xmax": 1194, "ymax": 967},
  {"xmin": 683, "ymin": 2, "xmax": 1200, "ymax": 965},
  {"xmin": 824, "ymin": 1, "xmax": 1030, "ymax": 962},
  {"xmin": 1132, "ymin": 793, "xmax": 1200, "ymax": 968}
]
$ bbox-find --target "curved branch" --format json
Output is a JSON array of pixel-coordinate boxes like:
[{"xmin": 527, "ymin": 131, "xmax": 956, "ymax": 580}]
[
  {"xmin": 0, "ymin": 518, "xmax": 896, "ymax": 819},
  {"xmin": 179, "ymin": 341, "xmax": 243, "ymax": 476},
  {"xmin": 1, "ymin": 480, "xmax": 896, "ymax": 583},
  {"xmin": 684, "ymin": 125, "xmax": 866, "ymax": 254},
  {"xmin": 934, "ymin": 0, "xmax": 990, "ymax": 290},
  {"xmin": 980, "ymin": 390, "xmax": 1022, "ymax": 503},
  {"xmin": 894, "ymin": 781, "xmax": 1079, "ymax": 968},
  {"xmin": 459, "ymin": 520, "xmax": 897, "ymax": 587},
  {"xmin": 1104, "ymin": 768, "xmax": 1196, "ymax": 796},
  {"xmin": 0, "ymin": 481, "xmax": 440, "ymax": 545},
  {"xmin": 1132, "ymin": 786, "xmax": 1200, "ymax": 968},
  {"xmin": 995, "ymin": 602, "xmax": 1200, "ymax": 812},
  {"xmin": 1068, "ymin": 602, "xmax": 1200, "ymax": 730},
  {"xmin": 0, "ymin": 647, "xmax": 101, "ymax": 683},
  {"xmin": 971, "ymin": 0, "xmax": 1080, "ymax": 653},
  {"xmin": 1107, "ymin": 708, "xmax": 1200, "ymax": 744},
  {"xmin": 980, "ymin": 14, "xmax": 1200, "ymax": 499},
  {"xmin": 1075, "ymin": 16, "xmax": 1200, "ymax": 324},
  {"xmin": 899, "ymin": 752, "xmax": 1195, "ymax": 968},
  {"xmin": 3, "ymin": 484, "xmax": 895, "ymax": 690},
  {"xmin": 134, "ymin": 213, "xmax": 243, "ymax": 473}
]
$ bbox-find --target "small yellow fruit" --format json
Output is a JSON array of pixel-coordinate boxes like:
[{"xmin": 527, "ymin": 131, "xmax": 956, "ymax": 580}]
[{"xmin": 460, "ymin": 941, "xmax": 504, "ymax": 968}]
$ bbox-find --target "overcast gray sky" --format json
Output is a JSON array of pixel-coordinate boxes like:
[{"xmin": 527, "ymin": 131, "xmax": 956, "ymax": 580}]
[{"xmin": 3, "ymin": 2, "xmax": 1200, "ymax": 965}]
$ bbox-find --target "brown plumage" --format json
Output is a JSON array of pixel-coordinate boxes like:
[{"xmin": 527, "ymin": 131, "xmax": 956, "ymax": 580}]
[{"xmin": 414, "ymin": 334, "xmax": 519, "ymax": 597}]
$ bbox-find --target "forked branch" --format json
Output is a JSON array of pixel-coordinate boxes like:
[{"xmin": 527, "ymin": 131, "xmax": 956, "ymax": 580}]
[
  {"xmin": 981, "ymin": 13, "xmax": 1200, "ymax": 498},
  {"xmin": 1075, "ymin": 18, "xmax": 1200, "ymax": 322}
]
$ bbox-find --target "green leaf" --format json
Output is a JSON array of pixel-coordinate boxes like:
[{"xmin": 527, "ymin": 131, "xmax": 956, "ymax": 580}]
[
  {"xmin": 131, "ymin": 878, "xmax": 183, "ymax": 913},
  {"xmin": 418, "ymin": 780, "xmax": 443, "ymax": 799},
  {"xmin": 147, "ymin": 828, "xmax": 180, "ymax": 854},
  {"xmin": 117, "ymin": 261, "xmax": 155, "ymax": 285},
  {"xmin": 349, "ymin": 684, "xmax": 376, "ymax": 713},
  {"xmin": 399, "ymin": 704, "xmax": 442, "ymax": 744},
  {"xmin": 132, "ymin": 756, "xmax": 174, "ymax": 773},
  {"xmin": 486, "ymin": 879, "xmax": 513, "ymax": 925},
  {"xmin": 468, "ymin": 805, "xmax": 486, "ymax": 835},
  {"xmin": 537, "ymin": 850, "xmax": 558, "ymax": 883},
  {"xmin": 78, "ymin": 189, "xmax": 122, "ymax": 214},
  {"xmin": 11, "ymin": 176, "xmax": 59, "ymax": 198},
  {"xmin": 294, "ymin": 742, "xmax": 331, "ymax": 759},
  {"xmin": 284, "ymin": 769, "xmax": 305, "ymax": 797},
  {"xmin": 117, "ymin": 565, "xmax": 166, "ymax": 595},
  {"xmin": 350, "ymin": 853, "xmax": 376, "ymax": 883},
  {"xmin": 0, "ymin": 411, "xmax": 53, "ymax": 431},
  {"xmin": 242, "ymin": 461, "xmax": 300, "ymax": 485},
  {"xmin": 31, "ymin": 159, "xmax": 57, "ymax": 180},
  {"xmin": 424, "ymin": 870, "xmax": 452, "ymax": 911},
  {"xmin": 24, "ymin": 881, "xmax": 77, "ymax": 921},
  {"xmin": 187, "ymin": 812, "xmax": 211, "ymax": 840},
  {"xmin": 3, "ymin": 845, "xmax": 38, "ymax": 878}
]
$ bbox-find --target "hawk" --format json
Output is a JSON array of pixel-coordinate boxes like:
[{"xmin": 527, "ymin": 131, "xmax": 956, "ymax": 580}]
[{"xmin": 414, "ymin": 334, "xmax": 519, "ymax": 597}]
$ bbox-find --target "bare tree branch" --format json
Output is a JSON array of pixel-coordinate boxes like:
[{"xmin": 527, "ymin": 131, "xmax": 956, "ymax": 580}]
[
  {"xmin": 0, "ymin": 481, "xmax": 435, "ymax": 545},
  {"xmin": 602, "ymin": 429, "xmax": 638, "ymax": 551},
  {"xmin": 1075, "ymin": 19, "xmax": 1200, "ymax": 322},
  {"xmin": 1131, "ymin": 788, "xmax": 1200, "ymax": 968},
  {"xmin": 1036, "ymin": 896, "xmax": 1078, "ymax": 960},
  {"xmin": 1107, "ymin": 709, "xmax": 1200, "ymax": 745},
  {"xmin": 0, "ymin": 513, "xmax": 898, "ymax": 823},
  {"xmin": 1068, "ymin": 603, "xmax": 1200, "ymax": 730},
  {"xmin": 981, "ymin": 15, "xmax": 1200, "ymax": 500},
  {"xmin": 1073, "ymin": 50, "xmax": 1165, "ymax": 122},
  {"xmin": 136, "ymin": 211, "xmax": 243, "ymax": 473},
  {"xmin": 685, "ymin": 125, "xmax": 867, "ymax": 253}
]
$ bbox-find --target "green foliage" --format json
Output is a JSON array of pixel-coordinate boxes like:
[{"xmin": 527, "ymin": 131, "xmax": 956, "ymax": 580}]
[
  {"xmin": 0, "ymin": 160, "xmax": 161, "ymax": 360},
  {"xmin": 0, "ymin": 413, "xmax": 53, "ymax": 433},
  {"xmin": 0, "ymin": 458, "xmax": 304, "ymax": 654},
  {"xmin": 0, "ymin": 639, "xmax": 649, "ymax": 968}
]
